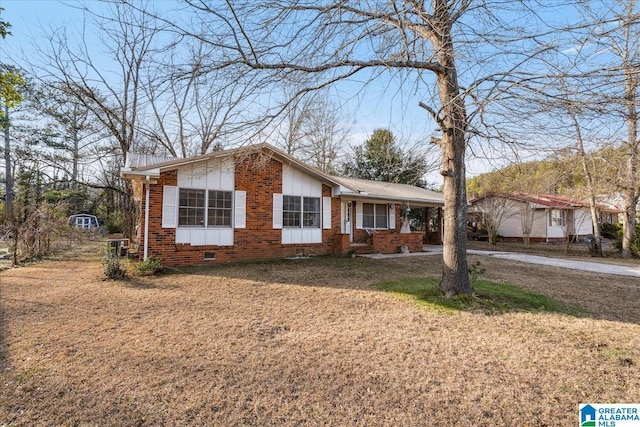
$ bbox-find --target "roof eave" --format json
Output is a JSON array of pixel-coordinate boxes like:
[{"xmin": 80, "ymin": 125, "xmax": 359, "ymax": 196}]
[
  {"xmin": 339, "ymin": 192, "xmax": 444, "ymax": 206},
  {"xmin": 120, "ymin": 167, "xmax": 160, "ymax": 180}
]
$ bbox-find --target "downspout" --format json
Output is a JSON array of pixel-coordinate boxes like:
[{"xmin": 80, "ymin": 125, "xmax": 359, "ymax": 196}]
[{"xmin": 144, "ymin": 176, "xmax": 150, "ymax": 261}]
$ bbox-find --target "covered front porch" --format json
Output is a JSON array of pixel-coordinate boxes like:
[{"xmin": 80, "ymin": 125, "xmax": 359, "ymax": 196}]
[{"xmin": 335, "ymin": 202, "xmax": 443, "ymax": 256}]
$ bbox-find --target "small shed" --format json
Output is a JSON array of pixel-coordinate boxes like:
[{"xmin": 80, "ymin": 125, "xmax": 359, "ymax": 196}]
[{"xmin": 69, "ymin": 213, "xmax": 99, "ymax": 230}]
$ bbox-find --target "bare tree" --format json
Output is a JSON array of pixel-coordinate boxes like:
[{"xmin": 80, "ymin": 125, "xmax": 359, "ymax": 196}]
[
  {"xmin": 540, "ymin": 0, "xmax": 640, "ymax": 258},
  {"xmin": 470, "ymin": 194, "xmax": 517, "ymax": 245},
  {"xmin": 567, "ymin": 105, "xmax": 604, "ymax": 256},
  {"xmin": 143, "ymin": 42, "xmax": 263, "ymax": 157},
  {"xmin": 273, "ymin": 87, "xmax": 316, "ymax": 156},
  {"xmin": 144, "ymin": 0, "xmax": 569, "ymax": 296},
  {"xmin": 137, "ymin": 0, "xmax": 474, "ymax": 295},
  {"xmin": 34, "ymin": 2, "xmax": 162, "ymax": 238},
  {"xmin": 519, "ymin": 201, "xmax": 536, "ymax": 249},
  {"xmin": 609, "ymin": 1, "xmax": 640, "ymax": 259}
]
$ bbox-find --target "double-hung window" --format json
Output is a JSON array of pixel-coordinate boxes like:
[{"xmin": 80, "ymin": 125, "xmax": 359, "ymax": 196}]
[
  {"xmin": 178, "ymin": 188, "xmax": 232, "ymax": 228},
  {"xmin": 208, "ymin": 190, "xmax": 232, "ymax": 227},
  {"xmin": 362, "ymin": 203, "xmax": 388, "ymax": 229},
  {"xmin": 303, "ymin": 197, "xmax": 321, "ymax": 228},
  {"xmin": 283, "ymin": 196, "xmax": 301, "ymax": 227},
  {"xmin": 179, "ymin": 189, "xmax": 205, "ymax": 227},
  {"xmin": 549, "ymin": 209, "xmax": 565, "ymax": 227},
  {"xmin": 283, "ymin": 195, "xmax": 321, "ymax": 228}
]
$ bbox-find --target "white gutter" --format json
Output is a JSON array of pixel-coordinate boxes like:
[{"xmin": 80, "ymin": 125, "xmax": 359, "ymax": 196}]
[{"xmin": 144, "ymin": 176, "xmax": 151, "ymax": 261}]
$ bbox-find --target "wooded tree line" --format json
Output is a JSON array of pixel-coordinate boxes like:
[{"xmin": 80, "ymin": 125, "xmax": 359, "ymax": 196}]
[
  {"xmin": 467, "ymin": 144, "xmax": 625, "ymax": 200},
  {"xmin": 1, "ymin": 1, "xmax": 640, "ymax": 295}
]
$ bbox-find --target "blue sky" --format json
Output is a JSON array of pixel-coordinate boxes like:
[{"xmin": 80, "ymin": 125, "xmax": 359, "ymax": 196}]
[
  {"xmin": 0, "ymin": 0, "xmax": 449, "ymax": 179},
  {"xmin": 0, "ymin": 0, "xmax": 597, "ymax": 183}
]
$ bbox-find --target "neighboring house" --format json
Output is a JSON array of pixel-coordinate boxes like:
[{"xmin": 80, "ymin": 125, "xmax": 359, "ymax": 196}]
[
  {"xmin": 468, "ymin": 193, "xmax": 615, "ymax": 243},
  {"xmin": 120, "ymin": 143, "xmax": 444, "ymax": 267},
  {"xmin": 69, "ymin": 213, "xmax": 99, "ymax": 230}
]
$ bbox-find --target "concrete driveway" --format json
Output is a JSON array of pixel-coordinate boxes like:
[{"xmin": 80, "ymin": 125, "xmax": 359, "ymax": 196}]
[{"xmin": 361, "ymin": 245, "xmax": 640, "ymax": 279}]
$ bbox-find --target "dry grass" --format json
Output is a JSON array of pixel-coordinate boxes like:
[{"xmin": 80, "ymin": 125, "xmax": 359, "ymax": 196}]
[{"xmin": 1, "ymin": 242, "xmax": 640, "ymax": 426}]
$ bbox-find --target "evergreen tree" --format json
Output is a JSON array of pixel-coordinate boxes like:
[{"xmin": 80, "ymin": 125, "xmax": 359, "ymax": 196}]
[{"xmin": 343, "ymin": 129, "xmax": 428, "ymax": 186}]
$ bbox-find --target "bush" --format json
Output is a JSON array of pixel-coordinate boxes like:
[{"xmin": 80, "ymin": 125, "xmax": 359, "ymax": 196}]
[
  {"xmin": 468, "ymin": 261, "xmax": 486, "ymax": 282},
  {"xmin": 102, "ymin": 244, "xmax": 126, "ymax": 279},
  {"xmin": 135, "ymin": 257, "xmax": 164, "ymax": 276},
  {"xmin": 609, "ymin": 222, "xmax": 640, "ymax": 257},
  {"xmin": 601, "ymin": 222, "xmax": 621, "ymax": 240}
]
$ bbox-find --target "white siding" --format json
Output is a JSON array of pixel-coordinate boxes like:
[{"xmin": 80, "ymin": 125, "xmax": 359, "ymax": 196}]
[
  {"xmin": 173, "ymin": 159, "xmax": 236, "ymax": 246},
  {"xmin": 281, "ymin": 165, "xmax": 323, "ymax": 244},
  {"xmin": 574, "ymin": 209, "xmax": 593, "ymax": 236},
  {"xmin": 498, "ymin": 208, "xmax": 548, "ymax": 240},
  {"xmin": 282, "ymin": 228, "xmax": 322, "ymax": 244},
  {"xmin": 176, "ymin": 228, "xmax": 234, "ymax": 246},
  {"xmin": 498, "ymin": 214, "xmax": 522, "ymax": 238},
  {"xmin": 177, "ymin": 159, "xmax": 234, "ymax": 190},
  {"xmin": 282, "ymin": 165, "xmax": 322, "ymax": 196},
  {"xmin": 529, "ymin": 210, "xmax": 548, "ymax": 239}
]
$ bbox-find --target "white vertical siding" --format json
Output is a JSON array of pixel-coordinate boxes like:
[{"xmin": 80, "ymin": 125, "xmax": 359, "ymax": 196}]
[
  {"xmin": 282, "ymin": 165, "xmax": 322, "ymax": 196},
  {"xmin": 172, "ymin": 159, "xmax": 236, "ymax": 246},
  {"xmin": 176, "ymin": 229, "xmax": 234, "ymax": 246},
  {"xmin": 281, "ymin": 165, "xmax": 323, "ymax": 244},
  {"xmin": 177, "ymin": 159, "xmax": 234, "ymax": 190}
]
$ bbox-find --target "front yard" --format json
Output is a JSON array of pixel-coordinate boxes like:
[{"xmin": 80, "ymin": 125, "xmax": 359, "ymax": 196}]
[{"xmin": 1, "ymin": 246, "xmax": 639, "ymax": 426}]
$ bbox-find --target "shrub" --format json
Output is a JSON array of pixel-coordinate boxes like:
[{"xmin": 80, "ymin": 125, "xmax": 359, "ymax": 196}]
[
  {"xmin": 601, "ymin": 222, "xmax": 621, "ymax": 240},
  {"xmin": 468, "ymin": 260, "xmax": 486, "ymax": 282},
  {"xmin": 609, "ymin": 223, "xmax": 640, "ymax": 257},
  {"xmin": 102, "ymin": 244, "xmax": 126, "ymax": 279},
  {"xmin": 135, "ymin": 257, "xmax": 164, "ymax": 276}
]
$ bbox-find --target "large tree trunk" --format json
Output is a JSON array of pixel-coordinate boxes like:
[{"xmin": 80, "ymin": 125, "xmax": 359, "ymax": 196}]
[
  {"xmin": 439, "ymin": 131, "xmax": 472, "ymax": 297},
  {"xmin": 433, "ymin": 0, "xmax": 472, "ymax": 297},
  {"xmin": 622, "ymin": 73, "xmax": 639, "ymax": 259},
  {"xmin": 621, "ymin": 9, "xmax": 639, "ymax": 258}
]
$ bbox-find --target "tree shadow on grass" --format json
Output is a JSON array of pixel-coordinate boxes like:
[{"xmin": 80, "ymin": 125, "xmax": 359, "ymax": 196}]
[
  {"xmin": 157, "ymin": 254, "xmax": 640, "ymax": 324},
  {"xmin": 373, "ymin": 277, "xmax": 589, "ymax": 317},
  {"xmin": 104, "ymin": 275, "xmax": 181, "ymax": 290}
]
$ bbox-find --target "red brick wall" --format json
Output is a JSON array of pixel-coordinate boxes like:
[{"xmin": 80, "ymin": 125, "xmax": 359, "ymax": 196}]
[
  {"xmin": 136, "ymin": 160, "xmax": 429, "ymax": 265},
  {"xmin": 371, "ymin": 231, "xmax": 424, "ymax": 253},
  {"xmin": 139, "ymin": 170, "xmax": 178, "ymax": 262},
  {"xmin": 348, "ymin": 203, "xmax": 424, "ymax": 253},
  {"xmin": 137, "ymin": 156, "xmax": 344, "ymax": 267}
]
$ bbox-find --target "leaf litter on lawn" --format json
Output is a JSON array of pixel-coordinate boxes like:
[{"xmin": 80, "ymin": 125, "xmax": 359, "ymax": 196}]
[{"xmin": 1, "ymin": 248, "xmax": 639, "ymax": 426}]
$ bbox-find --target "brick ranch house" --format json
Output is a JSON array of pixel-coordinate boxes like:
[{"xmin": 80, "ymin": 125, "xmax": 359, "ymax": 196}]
[{"xmin": 121, "ymin": 143, "xmax": 444, "ymax": 267}]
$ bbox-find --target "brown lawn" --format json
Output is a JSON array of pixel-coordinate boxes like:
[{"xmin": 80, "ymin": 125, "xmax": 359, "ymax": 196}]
[{"xmin": 1, "ymin": 242, "xmax": 639, "ymax": 426}]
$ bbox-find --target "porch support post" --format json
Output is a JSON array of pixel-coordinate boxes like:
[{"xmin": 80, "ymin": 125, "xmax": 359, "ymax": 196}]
[{"xmin": 143, "ymin": 176, "xmax": 150, "ymax": 261}]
